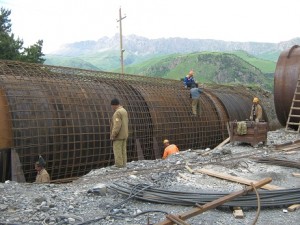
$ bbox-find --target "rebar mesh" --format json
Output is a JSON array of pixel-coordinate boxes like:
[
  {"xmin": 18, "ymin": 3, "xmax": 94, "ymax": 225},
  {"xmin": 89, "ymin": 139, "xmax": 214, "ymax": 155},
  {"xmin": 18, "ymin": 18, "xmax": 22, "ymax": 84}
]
[{"xmin": 0, "ymin": 60, "xmax": 264, "ymax": 182}]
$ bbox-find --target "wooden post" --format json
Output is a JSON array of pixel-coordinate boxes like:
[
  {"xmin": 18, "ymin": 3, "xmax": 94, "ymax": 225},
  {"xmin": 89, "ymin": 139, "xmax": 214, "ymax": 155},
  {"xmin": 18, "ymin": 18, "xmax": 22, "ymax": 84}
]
[
  {"xmin": 11, "ymin": 149, "xmax": 26, "ymax": 182},
  {"xmin": 155, "ymin": 177, "xmax": 272, "ymax": 225}
]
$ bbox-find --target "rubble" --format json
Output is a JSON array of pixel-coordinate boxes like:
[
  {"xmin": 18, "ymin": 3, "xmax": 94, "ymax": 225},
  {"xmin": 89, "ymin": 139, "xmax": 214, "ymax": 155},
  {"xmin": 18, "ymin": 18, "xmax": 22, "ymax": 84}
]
[{"xmin": 0, "ymin": 129, "xmax": 300, "ymax": 225}]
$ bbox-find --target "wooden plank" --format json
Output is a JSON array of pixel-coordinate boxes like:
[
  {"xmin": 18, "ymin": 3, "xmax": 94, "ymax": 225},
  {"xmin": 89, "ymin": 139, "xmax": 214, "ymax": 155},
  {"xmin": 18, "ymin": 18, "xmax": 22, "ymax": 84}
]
[
  {"xmin": 153, "ymin": 137, "xmax": 161, "ymax": 159},
  {"xmin": 197, "ymin": 168, "xmax": 300, "ymax": 210},
  {"xmin": 274, "ymin": 140, "xmax": 300, "ymax": 150},
  {"xmin": 213, "ymin": 137, "xmax": 230, "ymax": 150},
  {"xmin": 135, "ymin": 139, "xmax": 145, "ymax": 160},
  {"xmin": 284, "ymin": 151, "xmax": 297, "ymax": 155},
  {"xmin": 233, "ymin": 207, "xmax": 244, "ymax": 219},
  {"xmin": 282, "ymin": 146, "xmax": 300, "ymax": 152},
  {"xmin": 292, "ymin": 173, "xmax": 300, "ymax": 178},
  {"xmin": 287, "ymin": 204, "xmax": 300, "ymax": 212},
  {"xmin": 11, "ymin": 149, "xmax": 26, "ymax": 182},
  {"xmin": 155, "ymin": 178, "xmax": 272, "ymax": 225},
  {"xmin": 196, "ymin": 168, "xmax": 283, "ymax": 190}
]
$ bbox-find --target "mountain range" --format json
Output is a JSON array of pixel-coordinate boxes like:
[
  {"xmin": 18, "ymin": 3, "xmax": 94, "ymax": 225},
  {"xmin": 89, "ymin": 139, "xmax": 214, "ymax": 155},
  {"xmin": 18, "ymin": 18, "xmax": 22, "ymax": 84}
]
[
  {"xmin": 45, "ymin": 34, "xmax": 300, "ymax": 71},
  {"xmin": 44, "ymin": 35, "xmax": 300, "ymax": 91}
]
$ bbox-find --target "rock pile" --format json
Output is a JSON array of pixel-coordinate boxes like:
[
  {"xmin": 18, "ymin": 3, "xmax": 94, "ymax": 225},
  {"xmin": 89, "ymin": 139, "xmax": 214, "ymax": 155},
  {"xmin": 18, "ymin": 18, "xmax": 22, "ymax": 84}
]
[{"xmin": 1, "ymin": 129, "xmax": 300, "ymax": 225}]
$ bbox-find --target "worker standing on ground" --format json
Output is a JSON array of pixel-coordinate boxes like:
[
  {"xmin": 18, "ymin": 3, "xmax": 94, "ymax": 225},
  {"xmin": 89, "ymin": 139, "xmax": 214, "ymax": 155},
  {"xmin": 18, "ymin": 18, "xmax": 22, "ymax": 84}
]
[
  {"xmin": 162, "ymin": 139, "xmax": 179, "ymax": 159},
  {"xmin": 110, "ymin": 98, "xmax": 129, "ymax": 169},
  {"xmin": 250, "ymin": 97, "xmax": 263, "ymax": 122},
  {"xmin": 35, "ymin": 155, "xmax": 50, "ymax": 183},
  {"xmin": 190, "ymin": 83, "xmax": 202, "ymax": 116},
  {"xmin": 183, "ymin": 70, "xmax": 196, "ymax": 88}
]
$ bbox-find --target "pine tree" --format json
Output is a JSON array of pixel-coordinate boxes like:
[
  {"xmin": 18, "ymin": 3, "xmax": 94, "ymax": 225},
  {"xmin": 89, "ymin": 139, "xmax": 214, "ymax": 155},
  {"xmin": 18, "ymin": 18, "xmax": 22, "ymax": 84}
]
[{"xmin": 0, "ymin": 7, "xmax": 45, "ymax": 63}]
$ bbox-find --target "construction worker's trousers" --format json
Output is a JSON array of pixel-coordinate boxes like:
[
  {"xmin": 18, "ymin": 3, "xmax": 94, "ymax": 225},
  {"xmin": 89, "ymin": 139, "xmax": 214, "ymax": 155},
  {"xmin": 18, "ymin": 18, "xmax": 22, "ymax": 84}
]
[
  {"xmin": 113, "ymin": 139, "xmax": 127, "ymax": 167},
  {"xmin": 192, "ymin": 99, "xmax": 201, "ymax": 115}
]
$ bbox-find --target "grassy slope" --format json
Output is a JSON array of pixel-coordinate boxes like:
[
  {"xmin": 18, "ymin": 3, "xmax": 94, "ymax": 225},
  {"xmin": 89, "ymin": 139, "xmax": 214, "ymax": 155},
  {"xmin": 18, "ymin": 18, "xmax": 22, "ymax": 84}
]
[
  {"xmin": 123, "ymin": 51, "xmax": 275, "ymax": 91},
  {"xmin": 230, "ymin": 50, "xmax": 276, "ymax": 73},
  {"xmin": 44, "ymin": 50, "xmax": 276, "ymax": 91}
]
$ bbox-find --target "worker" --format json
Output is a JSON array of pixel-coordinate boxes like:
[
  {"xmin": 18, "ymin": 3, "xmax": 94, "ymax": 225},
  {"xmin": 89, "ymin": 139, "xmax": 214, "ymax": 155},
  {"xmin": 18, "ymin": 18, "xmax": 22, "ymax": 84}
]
[
  {"xmin": 190, "ymin": 83, "xmax": 202, "ymax": 116},
  {"xmin": 250, "ymin": 97, "xmax": 263, "ymax": 122},
  {"xmin": 162, "ymin": 139, "xmax": 179, "ymax": 159},
  {"xmin": 110, "ymin": 98, "xmax": 129, "ymax": 169},
  {"xmin": 35, "ymin": 155, "xmax": 50, "ymax": 183},
  {"xmin": 183, "ymin": 70, "xmax": 196, "ymax": 88}
]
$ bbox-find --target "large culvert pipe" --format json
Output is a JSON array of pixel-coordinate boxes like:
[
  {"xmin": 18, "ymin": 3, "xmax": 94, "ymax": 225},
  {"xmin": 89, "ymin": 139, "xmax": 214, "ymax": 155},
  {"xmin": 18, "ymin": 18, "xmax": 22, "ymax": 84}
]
[
  {"xmin": 0, "ymin": 60, "xmax": 268, "ymax": 182},
  {"xmin": 274, "ymin": 45, "xmax": 300, "ymax": 126}
]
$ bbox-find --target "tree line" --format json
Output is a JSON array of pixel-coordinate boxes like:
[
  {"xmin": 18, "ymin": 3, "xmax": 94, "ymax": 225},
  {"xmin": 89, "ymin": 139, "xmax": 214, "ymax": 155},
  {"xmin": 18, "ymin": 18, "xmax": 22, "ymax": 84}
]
[{"xmin": 0, "ymin": 7, "xmax": 45, "ymax": 63}]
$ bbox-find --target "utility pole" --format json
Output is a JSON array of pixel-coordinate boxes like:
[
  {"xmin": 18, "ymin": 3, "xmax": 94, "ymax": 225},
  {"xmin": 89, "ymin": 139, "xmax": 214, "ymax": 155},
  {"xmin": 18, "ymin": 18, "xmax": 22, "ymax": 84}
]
[{"xmin": 117, "ymin": 7, "xmax": 126, "ymax": 75}]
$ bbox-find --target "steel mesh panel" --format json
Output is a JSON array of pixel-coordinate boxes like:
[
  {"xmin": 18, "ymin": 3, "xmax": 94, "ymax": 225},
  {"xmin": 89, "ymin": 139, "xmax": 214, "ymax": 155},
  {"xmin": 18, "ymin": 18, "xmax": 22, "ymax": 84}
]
[{"xmin": 0, "ymin": 60, "xmax": 261, "ymax": 182}]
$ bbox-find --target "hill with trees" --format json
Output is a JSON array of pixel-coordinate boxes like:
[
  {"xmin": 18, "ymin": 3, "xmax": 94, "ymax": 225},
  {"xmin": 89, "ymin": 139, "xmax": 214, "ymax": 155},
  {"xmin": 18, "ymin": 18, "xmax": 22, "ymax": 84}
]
[{"xmin": 124, "ymin": 51, "xmax": 274, "ymax": 91}]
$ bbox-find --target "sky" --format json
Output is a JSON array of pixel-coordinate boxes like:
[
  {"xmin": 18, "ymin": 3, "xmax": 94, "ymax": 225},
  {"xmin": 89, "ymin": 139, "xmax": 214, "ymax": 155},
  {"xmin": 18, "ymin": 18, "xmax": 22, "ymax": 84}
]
[{"xmin": 1, "ymin": 0, "xmax": 300, "ymax": 54}]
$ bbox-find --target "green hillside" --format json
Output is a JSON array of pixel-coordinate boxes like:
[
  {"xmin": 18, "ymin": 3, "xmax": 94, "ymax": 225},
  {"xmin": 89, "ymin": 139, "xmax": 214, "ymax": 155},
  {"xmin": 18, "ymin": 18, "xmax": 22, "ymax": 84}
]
[
  {"xmin": 124, "ymin": 52, "xmax": 274, "ymax": 91},
  {"xmin": 45, "ymin": 50, "xmax": 275, "ymax": 91},
  {"xmin": 45, "ymin": 55, "xmax": 102, "ymax": 70},
  {"xmin": 255, "ymin": 50, "xmax": 281, "ymax": 62},
  {"xmin": 230, "ymin": 51, "xmax": 276, "ymax": 73}
]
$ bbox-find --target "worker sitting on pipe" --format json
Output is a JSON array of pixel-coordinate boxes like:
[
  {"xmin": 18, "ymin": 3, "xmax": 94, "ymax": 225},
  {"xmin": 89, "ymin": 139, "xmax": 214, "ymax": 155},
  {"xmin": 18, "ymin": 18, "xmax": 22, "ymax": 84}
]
[
  {"xmin": 162, "ymin": 139, "xmax": 179, "ymax": 159},
  {"xmin": 250, "ymin": 97, "xmax": 263, "ymax": 122},
  {"xmin": 183, "ymin": 70, "xmax": 196, "ymax": 88}
]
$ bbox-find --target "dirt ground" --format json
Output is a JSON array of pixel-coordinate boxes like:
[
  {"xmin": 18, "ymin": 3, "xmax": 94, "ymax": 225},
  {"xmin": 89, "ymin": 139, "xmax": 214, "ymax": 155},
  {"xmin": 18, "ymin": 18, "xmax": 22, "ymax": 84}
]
[{"xmin": 1, "ymin": 129, "xmax": 300, "ymax": 225}]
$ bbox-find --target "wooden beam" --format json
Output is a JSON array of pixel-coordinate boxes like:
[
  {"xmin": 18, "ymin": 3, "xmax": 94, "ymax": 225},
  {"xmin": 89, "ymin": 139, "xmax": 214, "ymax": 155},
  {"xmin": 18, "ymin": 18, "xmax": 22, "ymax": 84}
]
[
  {"xmin": 292, "ymin": 173, "xmax": 300, "ymax": 178},
  {"xmin": 196, "ymin": 168, "xmax": 283, "ymax": 190},
  {"xmin": 11, "ymin": 149, "xmax": 26, "ymax": 182},
  {"xmin": 274, "ymin": 140, "xmax": 300, "ymax": 150},
  {"xmin": 154, "ymin": 178, "xmax": 272, "ymax": 225},
  {"xmin": 135, "ymin": 139, "xmax": 145, "ymax": 160},
  {"xmin": 287, "ymin": 204, "xmax": 300, "ymax": 212},
  {"xmin": 233, "ymin": 207, "xmax": 244, "ymax": 219},
  {"xmin": 196, "ymin": 168, "xmax": 300, "ymax": 211},
  {"xmin": 213, "ymin": 137, "xmax": 230, "ymax": 150}
]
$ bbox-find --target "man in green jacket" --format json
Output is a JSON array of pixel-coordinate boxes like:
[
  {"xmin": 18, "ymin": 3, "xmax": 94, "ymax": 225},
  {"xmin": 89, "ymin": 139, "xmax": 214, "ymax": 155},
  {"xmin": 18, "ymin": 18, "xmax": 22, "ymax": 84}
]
[{"xmin": 110, "ymin": 98, "xmax": 129, "ymax": 168}]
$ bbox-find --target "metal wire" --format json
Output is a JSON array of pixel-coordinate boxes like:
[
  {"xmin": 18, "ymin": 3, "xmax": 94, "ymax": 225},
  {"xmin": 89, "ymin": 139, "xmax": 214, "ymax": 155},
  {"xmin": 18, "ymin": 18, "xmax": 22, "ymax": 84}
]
[{"xmin": 108, "ymin": 182, "xmax": 300, "ymax": 207}]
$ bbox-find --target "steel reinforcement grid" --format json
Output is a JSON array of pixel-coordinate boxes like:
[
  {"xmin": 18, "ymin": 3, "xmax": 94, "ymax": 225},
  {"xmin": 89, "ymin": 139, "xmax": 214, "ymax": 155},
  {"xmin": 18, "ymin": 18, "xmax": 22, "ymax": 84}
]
[{"xmin": 0, "ymin": 60, "xmax": 256, "ymax": 182}]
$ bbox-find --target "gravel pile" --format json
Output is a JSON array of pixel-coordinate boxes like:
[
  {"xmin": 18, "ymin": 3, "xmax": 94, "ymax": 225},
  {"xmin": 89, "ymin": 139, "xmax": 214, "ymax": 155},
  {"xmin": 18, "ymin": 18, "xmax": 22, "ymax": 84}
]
[{"xmin": 1, "ymin": 129, "xmax": 300, "ymax": 225}]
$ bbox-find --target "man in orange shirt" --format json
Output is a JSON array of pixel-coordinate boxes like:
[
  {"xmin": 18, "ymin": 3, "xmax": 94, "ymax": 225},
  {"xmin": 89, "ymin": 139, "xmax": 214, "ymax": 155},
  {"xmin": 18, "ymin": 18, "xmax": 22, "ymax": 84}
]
[{"xmin": 162, "ymin": 139, "xmax": 179, "ymax": 159}]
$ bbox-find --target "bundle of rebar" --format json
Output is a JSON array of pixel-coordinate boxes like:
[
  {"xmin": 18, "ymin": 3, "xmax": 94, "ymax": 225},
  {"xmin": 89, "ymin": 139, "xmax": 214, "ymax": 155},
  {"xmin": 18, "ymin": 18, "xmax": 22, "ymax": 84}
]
[
  {"xmin": 108, "ymin": 182, "xmax": 300, "ymax": 207},
  {"xmin": 253, "ymin": 156, "xmax": 300, "ymax": 169}
]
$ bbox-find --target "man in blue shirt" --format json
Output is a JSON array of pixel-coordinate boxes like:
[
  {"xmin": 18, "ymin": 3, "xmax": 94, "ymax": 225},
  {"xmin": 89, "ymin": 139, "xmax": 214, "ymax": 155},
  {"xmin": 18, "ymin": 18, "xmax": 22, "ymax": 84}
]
[{"xmin": 183, "ymin": 70, "xmax": 196, "ymax": 88}]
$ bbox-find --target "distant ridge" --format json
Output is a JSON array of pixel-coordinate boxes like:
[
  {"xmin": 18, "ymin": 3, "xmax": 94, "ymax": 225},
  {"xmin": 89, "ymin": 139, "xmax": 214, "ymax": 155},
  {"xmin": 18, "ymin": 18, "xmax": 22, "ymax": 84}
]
[
  {"xmin": 44, "ymin": 34, "xmax": 300, "ymax": 72},
  {"xmin": 51, "ymin": 34, "xmax": 300, "ymax": 57}
]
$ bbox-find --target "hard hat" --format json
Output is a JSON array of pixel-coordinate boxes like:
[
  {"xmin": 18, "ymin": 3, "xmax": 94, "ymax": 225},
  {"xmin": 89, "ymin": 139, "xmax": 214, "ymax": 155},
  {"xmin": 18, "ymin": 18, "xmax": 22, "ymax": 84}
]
[
  {"xmin": 163, "ymin": 139, "xmax": 169, "ymax": 144},
  {"xmin": 189, "ymin": 70, "xmax": 194, "ymax": 76},
  {"xmin": 253, "ymin": 97, "xmax": 259, "ymax": 103},
  {"xmin": 36, "ymin": 155, "xmax": 46, "ymax": 167}
]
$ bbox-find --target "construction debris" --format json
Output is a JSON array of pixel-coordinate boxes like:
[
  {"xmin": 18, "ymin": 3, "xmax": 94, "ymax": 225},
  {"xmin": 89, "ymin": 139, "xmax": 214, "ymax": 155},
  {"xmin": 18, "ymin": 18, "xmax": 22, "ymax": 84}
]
[{"xmin": 0, "ymin": 129, "xmax": 300, "ymax": 225}]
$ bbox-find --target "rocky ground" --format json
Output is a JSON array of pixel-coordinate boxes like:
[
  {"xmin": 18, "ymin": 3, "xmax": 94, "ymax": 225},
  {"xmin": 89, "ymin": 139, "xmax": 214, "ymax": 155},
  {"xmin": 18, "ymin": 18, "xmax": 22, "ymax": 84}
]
[{"xmin": 1, "ymin": 129, "xmax": 300, "ymax": 225}]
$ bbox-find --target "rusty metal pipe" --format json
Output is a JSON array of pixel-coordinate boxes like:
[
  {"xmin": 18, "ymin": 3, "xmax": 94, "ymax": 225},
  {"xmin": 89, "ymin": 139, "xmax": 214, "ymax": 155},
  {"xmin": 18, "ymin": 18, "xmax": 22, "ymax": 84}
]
[{"xmin": 274, "ymin": 45, "xmax": 300, "ymax": 126}]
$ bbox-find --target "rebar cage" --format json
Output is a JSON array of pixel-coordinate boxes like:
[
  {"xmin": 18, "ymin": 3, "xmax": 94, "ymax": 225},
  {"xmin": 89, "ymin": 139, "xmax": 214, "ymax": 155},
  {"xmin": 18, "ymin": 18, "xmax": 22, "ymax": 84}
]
[{"xmin": 0, "ymin": 60, "xmax": 263, "ymax": 182}]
